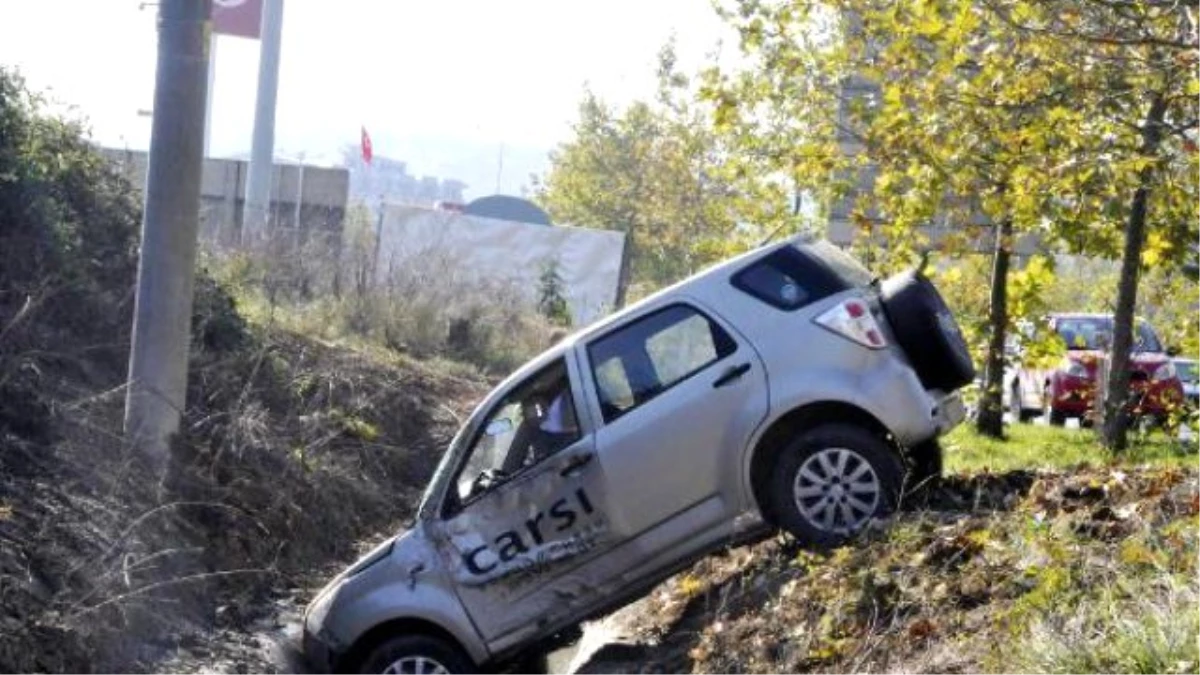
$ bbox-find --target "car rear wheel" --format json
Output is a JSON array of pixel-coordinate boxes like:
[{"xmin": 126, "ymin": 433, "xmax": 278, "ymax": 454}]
[
  {"xmin": 880, "ymin": 269, "xmax": 976, "ymax": 392},
  {"xmin": 1011, "ymin": 383, "xmax": 1035, "ymax": 423},
  {"xmin": 359, "ymin": 635, "xmax": 474, "ymax": 675},
  {"xmin": 767, "ymin": 424, "xmax": 903, "ymax": 547}
]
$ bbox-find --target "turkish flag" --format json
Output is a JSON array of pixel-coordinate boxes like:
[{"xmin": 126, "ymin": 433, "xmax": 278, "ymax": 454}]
[
  {"xmin": 361, "ymin": 126, "xmax": 374, "ymax": 165},
  {"xmin": 212, "ymin": 0, "xmax": 263, "ymax": 39}
]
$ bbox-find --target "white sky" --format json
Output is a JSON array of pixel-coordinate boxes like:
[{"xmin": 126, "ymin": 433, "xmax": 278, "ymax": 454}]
[{"xmin": 0, "ymin": 0, "xmax": 733, "ymax": 193}]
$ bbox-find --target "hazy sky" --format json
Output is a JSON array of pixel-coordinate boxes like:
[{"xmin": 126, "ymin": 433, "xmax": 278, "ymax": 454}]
[{"xmin": 0, "ymin": 1, "xmax": 733, "ymax": 195}]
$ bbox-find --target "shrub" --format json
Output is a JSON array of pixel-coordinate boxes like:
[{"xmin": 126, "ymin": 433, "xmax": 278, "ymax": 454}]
[{"xmin": 0, "ymin": 67, "xmax": 140, "ymax": 351}]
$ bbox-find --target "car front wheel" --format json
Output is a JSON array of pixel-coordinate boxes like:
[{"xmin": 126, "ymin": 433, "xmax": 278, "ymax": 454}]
[
  {"xmin": 767, "ymin": 424, "xmax": 903, "ymax": 547},
  {"xmin": 1043, "ymin": 387, "xmax": 1066, "ymax": 426},
  {"xmin": 1011, "ymin": 383, "xmax": 1035, "ymax": 423},
  {"xmin": 359, "ymin": 634, "xmax": 474, "ymax": 675}
]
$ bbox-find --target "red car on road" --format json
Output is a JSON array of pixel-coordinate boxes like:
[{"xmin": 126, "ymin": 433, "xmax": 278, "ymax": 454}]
[{"xmin": 1008, "ymin": 313, "xmax": 1185, "ymax": 426}]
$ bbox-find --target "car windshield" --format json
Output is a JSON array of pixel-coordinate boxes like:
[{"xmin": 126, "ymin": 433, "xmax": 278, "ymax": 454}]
[
  {"xmin": 1054, "ymin": 317, "xmax": 1162, "ymax": 353},
  {"xmin": 1176, "ymin": 360, "xmax": 1198, "ymax": 383}
]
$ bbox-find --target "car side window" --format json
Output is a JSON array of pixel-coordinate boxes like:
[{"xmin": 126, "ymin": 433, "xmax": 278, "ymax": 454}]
[
  {"xmin": 588, "ymin": 305, "xmax": 736, "ymax": 423},
  {"xmin": 453, "ymin": 359, "xmax": 580, "ymax": 503}
]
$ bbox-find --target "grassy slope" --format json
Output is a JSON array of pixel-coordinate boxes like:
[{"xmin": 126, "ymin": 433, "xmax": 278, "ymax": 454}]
[
  {"xmin": 582, "ymin": 426, "xmax": 1199, "ymax": 674},
  {"xmin": 945, "ymin": 423, "xmax": 1195, "ymax": 473}
]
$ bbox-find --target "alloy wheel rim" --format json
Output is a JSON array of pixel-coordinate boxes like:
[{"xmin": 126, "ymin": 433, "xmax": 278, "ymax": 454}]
[
  {"xmin": 793, "ymin": 447, "xmax": 881, "ymax": 534},
  {"xmin": 382, "ymin": 656, "xmax": 450, "ymax": 675}
]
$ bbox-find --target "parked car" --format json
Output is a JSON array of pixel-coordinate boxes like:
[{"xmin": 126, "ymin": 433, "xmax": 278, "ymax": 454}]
[
  {"xmin": 1008, "ymin": 313, "xmax": 1184, "ymax": 426},
  {"xmin": 302, "ymin": 236, "xmax": 974, "ymax": 673},
  {"xmin": 1176, "ymin": 357, "xmax": 1198, "ymax": 409}
]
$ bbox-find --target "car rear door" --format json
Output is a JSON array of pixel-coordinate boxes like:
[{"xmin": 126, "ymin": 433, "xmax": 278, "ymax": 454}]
[{"xmin": 579, "ymin": 300, "xmax": 769, "ymax": 556}]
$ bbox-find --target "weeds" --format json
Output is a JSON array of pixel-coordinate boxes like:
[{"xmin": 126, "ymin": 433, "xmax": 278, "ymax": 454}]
[
  {"xmin": 1008, "ymin": 579, "xmax": 1199, "ymax": 674},
  {"xmin": 205, "ymin": 236, "xmax": 564, "ymax": 375}
]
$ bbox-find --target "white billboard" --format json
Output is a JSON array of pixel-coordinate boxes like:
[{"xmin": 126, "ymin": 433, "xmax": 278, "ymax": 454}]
[{"xmin": 377, "ymin": 205, "xmax": 626, "ymax": 324}]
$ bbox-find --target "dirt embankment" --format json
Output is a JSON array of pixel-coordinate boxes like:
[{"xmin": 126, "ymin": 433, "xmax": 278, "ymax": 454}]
[
  {"xmin": 0, "ymin": 321, "xmax": 488, "ymax": 673},
  {"xmin": 573, "ymin": 466, "xmax": 1198, "ymax": 674}
]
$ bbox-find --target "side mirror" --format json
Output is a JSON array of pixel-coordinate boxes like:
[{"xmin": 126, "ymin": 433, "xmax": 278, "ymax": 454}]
[{"xmin": 1167, "ymin": 345, "xmax": 1181, "ymax": 357}]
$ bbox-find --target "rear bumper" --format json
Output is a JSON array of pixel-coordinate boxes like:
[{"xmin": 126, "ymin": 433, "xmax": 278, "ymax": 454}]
[
  {"xmin": 858, "ymin": 355, "xmax": 966, "ymax": 445},
  {"xmin": 934, "ymin": 391, "xmax": 967, "ymax": 432}
]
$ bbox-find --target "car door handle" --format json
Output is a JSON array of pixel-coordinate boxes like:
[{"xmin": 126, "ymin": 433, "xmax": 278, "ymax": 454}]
[
  {"xmin": 559, "ymin": 452, "xmax": 594, "ymax": 477},
  {"xmin": 713, "ymin": 362, "xmax": 752, "ymax": 388}
]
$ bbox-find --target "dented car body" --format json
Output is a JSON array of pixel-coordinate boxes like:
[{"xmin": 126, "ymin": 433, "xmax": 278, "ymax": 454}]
[{"xmin": 303, "ymin": 235, "xmax": 974, "ymax": 673}]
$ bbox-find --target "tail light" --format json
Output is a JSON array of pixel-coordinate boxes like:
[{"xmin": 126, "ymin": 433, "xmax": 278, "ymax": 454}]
[{"xmin": 814, "ymin": 297, "xmax": 888, "ymax": 349}]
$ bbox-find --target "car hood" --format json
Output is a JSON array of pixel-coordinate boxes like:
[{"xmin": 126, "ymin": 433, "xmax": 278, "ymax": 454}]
[{"xmin": 1066, "ymin": 350, "xmax": 1171, "ymax": 376}]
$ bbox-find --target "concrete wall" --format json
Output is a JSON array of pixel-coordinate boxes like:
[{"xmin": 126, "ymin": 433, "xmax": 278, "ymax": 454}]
[{"xmin": 101, "ymin": 147, "xmax": 350, "ymax": 249}]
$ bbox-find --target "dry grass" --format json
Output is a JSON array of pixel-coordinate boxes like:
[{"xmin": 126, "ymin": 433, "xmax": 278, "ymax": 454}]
[
  {"xmin": 0, "ymin": 316, "xmax": 488, "ymax": 672},
  {"xmin": 204, "ymin": 227, "xmax": 567, "ymax": 377}
]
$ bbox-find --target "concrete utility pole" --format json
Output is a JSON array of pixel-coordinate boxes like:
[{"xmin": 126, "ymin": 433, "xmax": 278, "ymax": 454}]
[
  {"xmin": 123, "ymin": 0, "xmax": 212, "ymax": 463},
  {"xmin": 242, "ymin": 0, "xmax": 284, "ymax": 243}
]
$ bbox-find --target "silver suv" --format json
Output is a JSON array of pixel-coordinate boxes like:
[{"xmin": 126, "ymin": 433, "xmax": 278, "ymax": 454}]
[{"xmin": 303, "ymin": 236, "xmax": 973, "ymax": 673}]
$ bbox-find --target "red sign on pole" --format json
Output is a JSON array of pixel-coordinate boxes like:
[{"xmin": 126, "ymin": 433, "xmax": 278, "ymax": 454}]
[{"xmin": 212, "ymin": 0, "xmax": 263, "ymax": 39}]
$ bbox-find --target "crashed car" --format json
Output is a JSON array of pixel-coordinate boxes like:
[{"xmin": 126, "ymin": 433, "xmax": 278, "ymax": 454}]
[{"xmin": 303, "ymin": 236, "xmax": 974, "ymax": 673}]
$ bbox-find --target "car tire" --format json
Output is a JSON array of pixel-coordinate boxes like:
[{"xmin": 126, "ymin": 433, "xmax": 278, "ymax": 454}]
[
  {"xmin": 1043, "ymin": 388, "xmax": 1066, "ymax": 427},
  {"xmin": 1011, "ymin": 383, "xmax": 1035, "ymax": 423},
  {"xmin": 880, "ymin": 269, "xmax": 976, "ymax": 391},
  {"xmin": 358, "ymin": 634, "xmax": 475, "ymax": 674},
  {"xmin": 906, "ymin": 438, "xmax": 943, "ymax": 491},
  {"xmin": 767, "ymin": 424, "xmax": 903, "ymax": 548}
]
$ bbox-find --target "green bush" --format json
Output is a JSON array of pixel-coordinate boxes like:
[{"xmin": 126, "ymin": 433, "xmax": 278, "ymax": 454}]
[{"xmin": 0, "ymin": 67, "xmax": 140, "ymax": 344}]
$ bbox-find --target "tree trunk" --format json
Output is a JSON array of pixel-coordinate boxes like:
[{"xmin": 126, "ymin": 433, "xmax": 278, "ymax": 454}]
[
  {"xmin": 976, "ymin": 217, "xmax": 1012, "ymax": 438},
  {"xmin": 1102, "ymin": 92, "xmax": 1168, "ymax": 452}
]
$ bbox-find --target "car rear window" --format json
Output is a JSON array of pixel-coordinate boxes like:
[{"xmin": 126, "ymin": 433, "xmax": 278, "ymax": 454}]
[{"xmin": 731, "ymin": 243, "xmax": 859, "ymax": 311}]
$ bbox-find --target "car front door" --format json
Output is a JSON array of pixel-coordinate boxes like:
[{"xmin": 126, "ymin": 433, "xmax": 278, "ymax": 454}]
[
  {"xmin": 426, "ymin": 357, "xmax": 618, "ymax": 650},
  {"xmin": 581, "ymin": 301, "xmax": 769, "ymax": 555}
]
